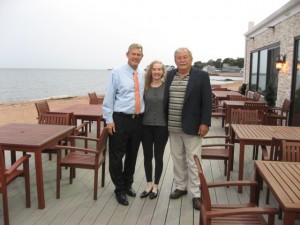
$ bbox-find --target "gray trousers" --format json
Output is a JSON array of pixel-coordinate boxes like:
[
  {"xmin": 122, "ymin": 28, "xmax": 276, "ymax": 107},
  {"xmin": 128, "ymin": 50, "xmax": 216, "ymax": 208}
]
[{"xmin": 169, "ymin": 131, "xmax": 202, "ymax": 198}]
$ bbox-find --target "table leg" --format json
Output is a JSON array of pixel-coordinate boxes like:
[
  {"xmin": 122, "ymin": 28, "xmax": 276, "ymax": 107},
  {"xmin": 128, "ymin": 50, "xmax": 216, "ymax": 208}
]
[
  {"xmin": 97, "ymin": 118, "xmax": 101, "ymax": 138},
  {"xmin": 35, "ymin": 151, "xmax": 45, "ymax": 209},
  {"xmin": 238, "ymin": 141, "xmax": 245, "ymax": 193},
  {"xmin": 283, "ymin": 212, "xmax": 296, "ymax": 225},
  {"xmin": 254, "ymin": 166, "xmax": 261, "ymax": 205}
]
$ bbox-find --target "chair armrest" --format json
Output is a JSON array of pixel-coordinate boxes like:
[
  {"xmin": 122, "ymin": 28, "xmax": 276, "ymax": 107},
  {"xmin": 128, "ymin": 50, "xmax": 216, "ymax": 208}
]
[
  {"xmin": 205, "ymin": 207, "xmax": 278, "ymax": 218},
  {"xmin": 68, "ymin": 135, "xmax": 99, "ymax": 142},
  {"xmin": 76, "ymin": 121, "xmax": 89, "ymax": 130},
  {"xmin": 4, "ymin": 155, "xmax": 31, "ymax": 175},
  {"xmin": 212, "ymin": 106, "xmax": 226, "ymax": 111},
  {"xmin": 202, "ymin": 144, "xmax": 234, "ymax": 148},
  {"xmin": 207, "ymin": 180, "xmax": 258, "ymax": 188},
  {"xmin": 203, "ymin": 135, "xmax": 230, "ymax": 139},
  {"xmin": 54, "ymin": 145, "xmax": 98, "ymax": 154}
]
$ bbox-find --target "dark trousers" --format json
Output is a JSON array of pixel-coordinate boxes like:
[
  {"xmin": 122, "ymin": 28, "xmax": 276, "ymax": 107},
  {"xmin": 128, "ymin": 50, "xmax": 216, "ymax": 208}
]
[
  {"xmin": 142, "ymin": 125, "xmax": 168, "ymax": 185},
  {"xmin": 109, "ymin": 112, "xmax": 143, "ymax": 195}
]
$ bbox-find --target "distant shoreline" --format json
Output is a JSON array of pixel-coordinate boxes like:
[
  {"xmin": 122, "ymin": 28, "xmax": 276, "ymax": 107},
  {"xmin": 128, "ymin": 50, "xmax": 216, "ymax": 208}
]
[{"xmin": 0, "ymin": 78, "xmax": 243, "ymax": 126}]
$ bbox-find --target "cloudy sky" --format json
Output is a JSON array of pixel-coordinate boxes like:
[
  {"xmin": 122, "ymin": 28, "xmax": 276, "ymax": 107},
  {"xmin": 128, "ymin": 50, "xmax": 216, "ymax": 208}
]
[{"xmin": 0, "ymin": 0, "xmax": 291, "ymax": 70}]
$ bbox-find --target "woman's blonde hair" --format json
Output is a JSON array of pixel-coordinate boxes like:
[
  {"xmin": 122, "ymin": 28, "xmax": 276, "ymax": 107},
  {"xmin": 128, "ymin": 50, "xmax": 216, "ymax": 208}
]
[{"xmin": 144, "ymin": 60, "xmax": 167, "ymax": 92}]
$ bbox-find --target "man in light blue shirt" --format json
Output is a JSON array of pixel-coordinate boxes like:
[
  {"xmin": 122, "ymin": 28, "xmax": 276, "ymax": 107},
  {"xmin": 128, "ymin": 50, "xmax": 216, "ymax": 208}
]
[{"xmin": 103, "ymin": 43, "xmax": 145, "ymax": 206}]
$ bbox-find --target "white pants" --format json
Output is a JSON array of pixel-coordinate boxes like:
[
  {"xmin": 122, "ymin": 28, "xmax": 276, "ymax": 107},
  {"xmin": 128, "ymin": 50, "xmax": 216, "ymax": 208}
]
[{"xmin": 169, "ymin": 131, "xmax": 202, "ymax": 198}]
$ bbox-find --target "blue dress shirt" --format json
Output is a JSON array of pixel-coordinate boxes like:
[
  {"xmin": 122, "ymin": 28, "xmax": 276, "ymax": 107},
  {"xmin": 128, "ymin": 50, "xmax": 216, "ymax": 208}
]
[{"xmin": 103, "ymin": 63, "xmax": 145, "ymax": 123}]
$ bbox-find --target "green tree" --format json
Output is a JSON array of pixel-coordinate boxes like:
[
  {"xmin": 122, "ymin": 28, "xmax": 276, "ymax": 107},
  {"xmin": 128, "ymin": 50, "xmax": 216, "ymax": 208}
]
[
  {"xmin": 193, "ymin": 61, "xmax": 206, "ymax": 69},
  {"xmin": 215, "ymin": 58, "xmax": 222, "ymax": 69},
  {"xmin": 236, "ymin": 57, "xmax": 244, "ymax": 68}
]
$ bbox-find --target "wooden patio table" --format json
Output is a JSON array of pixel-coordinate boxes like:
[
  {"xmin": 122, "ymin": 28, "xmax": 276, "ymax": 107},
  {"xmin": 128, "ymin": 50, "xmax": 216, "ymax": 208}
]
[
  {"xmin": 254, "ymin": 160, "xmax": 300, "ymax": 225},
  {"xmin": 230, "ymin": 124, "xmax": 300, "ymax": 193},
  {"xmin": 212, "ymin": 90, "xmax": 242, "ymax": 101},
  {"xmin": 52, "ymin": 104, "xmax": 103, "ymax": 138},
  {"xmin": 0, "ymin": 123, "xmax": 75, "ymax": 209}
]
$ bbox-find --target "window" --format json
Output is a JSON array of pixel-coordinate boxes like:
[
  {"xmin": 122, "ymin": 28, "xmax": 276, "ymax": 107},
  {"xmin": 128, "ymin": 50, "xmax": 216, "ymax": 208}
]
[
  {"xmin": 250, "ymin": 46, "xmax": 279, "ymax": 94},
  {"xmin": 291, "ymin": 38, "xmax": 300, "ymax": 126}
]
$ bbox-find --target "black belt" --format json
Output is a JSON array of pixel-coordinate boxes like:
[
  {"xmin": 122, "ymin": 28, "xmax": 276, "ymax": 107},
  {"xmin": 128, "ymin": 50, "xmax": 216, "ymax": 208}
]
[{"xmin": 114, "ymin": 112, "xmax": 144, "ymax": 119}]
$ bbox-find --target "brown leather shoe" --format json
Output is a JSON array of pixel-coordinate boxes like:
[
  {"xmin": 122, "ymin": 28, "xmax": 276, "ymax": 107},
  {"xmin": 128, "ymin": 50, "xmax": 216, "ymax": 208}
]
[
  {"xmin": 192, "ymin": 197, "xmax": 201, "ymax": 210},
  {"xmin": 169, "ymin": 189, "xmax": 187, "ymax": 199}
]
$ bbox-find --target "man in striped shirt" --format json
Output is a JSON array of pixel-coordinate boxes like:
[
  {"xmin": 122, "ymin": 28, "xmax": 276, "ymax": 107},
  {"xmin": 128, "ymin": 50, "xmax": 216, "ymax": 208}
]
[{"xmin": 164, "ymin": 47, "xmax": 212, "ymax": 210}]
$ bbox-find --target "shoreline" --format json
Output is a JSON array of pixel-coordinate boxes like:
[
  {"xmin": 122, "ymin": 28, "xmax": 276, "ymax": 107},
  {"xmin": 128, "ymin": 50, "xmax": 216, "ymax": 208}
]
[
  {"xmin": 0, "ymin": 95, "xmax": 90, "ymax": 126},
  {"xmin": 0, "ymin": 79, "xmax": 243, "ymax": 126}
]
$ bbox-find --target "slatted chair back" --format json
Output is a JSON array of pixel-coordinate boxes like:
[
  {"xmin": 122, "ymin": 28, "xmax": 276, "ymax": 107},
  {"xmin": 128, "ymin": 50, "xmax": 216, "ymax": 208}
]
[
  {"xmin": 252, "ymin": 92, "xmax": 261, "ymax": 101},
  {"xmin": 281, "ymin": 140, "xmax": 300, "ymax": 162},
  {"xmin": 244, "ymin": 101, "xmax": 267, "ymax": 124},
  {"xmin": 281, "ymin": 99, "xmax": 292, "ymax": 114},
  {"xmin": 89, "ymin": 97, "xmax": 104, "ymax": 105},
  {"xmin": 230, "ymin": 108, "xmax": 259, "ymax": 125},
  {"xmin": 228, "ymin": 95, "xmax": 247, "ymax": 101},
  {"xmin": 35, "ymin": 100, "xmax": 50, "ymax": 118},
  {"xmin": 38, "ymin": 113, "xmax": 70, "ymax": 126},
  {"xmin": 88, "ymin": 92, "xmax": 98, "ymax": 99}
]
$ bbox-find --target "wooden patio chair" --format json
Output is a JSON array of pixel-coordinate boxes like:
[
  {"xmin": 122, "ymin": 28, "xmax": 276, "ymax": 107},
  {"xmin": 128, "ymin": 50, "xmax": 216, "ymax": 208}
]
[
  {"xmin": 35, "ymin": 100, "xmax": 50, "ymax": 119},
  {"xmin": 201, "ymin": 135, "xmax": 233, "ymax": 181},
  {"xmin": 268, "ymin": 98, "xmax": 291, "ymax": 126},
  {"xmin": 193, "ymin": 154, "xmax": 278, "ymax": 225},
  {"xmin": 0, "ymin": 151, "xmax": 31, "ymax": 225},
  {"xmin": 87, "ymin": 92, "xmax": 104, "ymax": 130},
  {"xmin": 39, "ymin": 112, "xmax": 88, "ymax": 159},
  {"xmin": 226, "ymin": 108, "xmax": 259, "ymax": 135},
  {"xmin": 54, "ymin": 127, "xmax": 109, "ymax": 200},
  {"xmin": 38, "ymin": 113, "xmax": 70, "ymax": 160},
  {"xmin": 45, "ymin": 111, "xmax": 88, "ymax": 146},
  {"xmin": 252, "ymin": 92, "xmax": 261, "ymax": 101},
  {"xmin": 244, "ymin": 102, "xmax": 267, "ymax": 124},
  {"xmin": 87, "ymin": 93, "xmax": 105, "ymax": 131},
  {"xmin": 211, "ymin": 106, "xmax": 226, "ymax": 127},
  {"xmin": 281, "ymin": 139, "xmax": 300, "ymax": 161},
  {"xmin": 244, "ymin": 101, "xmax": 268, "ymax": 159}
]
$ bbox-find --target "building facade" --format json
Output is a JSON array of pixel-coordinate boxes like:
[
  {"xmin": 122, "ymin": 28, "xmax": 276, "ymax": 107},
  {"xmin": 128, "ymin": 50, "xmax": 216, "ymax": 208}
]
[{"xmin": 244, "ymin": 0, "xmax": 300, "ymax": 126}]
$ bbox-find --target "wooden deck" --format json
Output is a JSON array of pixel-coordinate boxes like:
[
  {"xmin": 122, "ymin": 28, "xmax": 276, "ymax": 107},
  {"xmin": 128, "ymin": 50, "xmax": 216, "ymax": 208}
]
[{"xmin": 1, "ymin": 118, "xmax": 299, "ymax": 225}]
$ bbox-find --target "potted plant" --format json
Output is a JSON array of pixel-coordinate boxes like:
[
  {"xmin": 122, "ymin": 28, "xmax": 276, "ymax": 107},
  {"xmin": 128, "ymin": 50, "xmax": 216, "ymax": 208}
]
[
  {"xmin": 264, "ymin": 82, "xmax": 277, "ymax": 107},
  {"xmin": 240, "ymin": 83, "xmax": 247, "ymax": 95}
]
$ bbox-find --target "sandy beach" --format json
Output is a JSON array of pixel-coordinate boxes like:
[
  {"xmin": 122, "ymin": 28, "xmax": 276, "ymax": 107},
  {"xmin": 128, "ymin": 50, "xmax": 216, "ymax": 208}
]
[{"xmin": 0, "ymin": 79, "xmax": 242, "ymax": 126}]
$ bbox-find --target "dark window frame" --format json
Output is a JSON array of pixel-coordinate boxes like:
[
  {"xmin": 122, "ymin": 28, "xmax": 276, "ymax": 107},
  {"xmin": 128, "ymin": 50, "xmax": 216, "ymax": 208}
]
[{"xmin": 249, "ymin": 43, "xmax": 280, "ymax": 94}]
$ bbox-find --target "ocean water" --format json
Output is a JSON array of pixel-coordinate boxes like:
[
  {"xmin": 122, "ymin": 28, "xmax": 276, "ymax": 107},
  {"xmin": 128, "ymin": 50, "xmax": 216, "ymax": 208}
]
[
  {"xmin": 0, "ymin": 69, "xmax": 111, "ymax": 104},
  {"xmin": 0, "ymin": 69, "xmax": 243, "ymax": 104}
]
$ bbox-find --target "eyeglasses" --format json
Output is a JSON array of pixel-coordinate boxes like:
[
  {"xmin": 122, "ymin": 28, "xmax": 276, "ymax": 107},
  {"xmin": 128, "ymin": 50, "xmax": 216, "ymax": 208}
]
[{"xmin": 175, "ymin": 56, "xmax": 190, "ymax": 61}]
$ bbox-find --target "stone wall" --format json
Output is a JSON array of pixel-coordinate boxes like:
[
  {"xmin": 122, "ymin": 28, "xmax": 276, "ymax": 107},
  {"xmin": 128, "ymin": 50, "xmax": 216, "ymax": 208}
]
[{"xmin": 245, "ymin": 12, "xmax": 300, "ymax": 107}]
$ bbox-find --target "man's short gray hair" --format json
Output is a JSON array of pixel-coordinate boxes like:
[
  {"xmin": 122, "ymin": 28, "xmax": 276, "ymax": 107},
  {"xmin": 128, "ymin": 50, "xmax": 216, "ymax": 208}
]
[{"xmin": 174, "ymin": 47, "xmax": 193, "ymax": 59}]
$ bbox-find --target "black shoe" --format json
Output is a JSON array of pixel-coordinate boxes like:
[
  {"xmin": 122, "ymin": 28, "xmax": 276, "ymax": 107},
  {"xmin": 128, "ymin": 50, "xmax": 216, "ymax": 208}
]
[
  {"xmin": 140, "ymin": 188, "xmax": 152, "ymax": 198},
  {"xmin": 170, "ymin": 189, "xmax": 187, "ymax": 199},
  {"xmin": 149, "ymin": 189, "xmax": 158, "ymax": 200},
  {"xmin": 192, "ymin": 197, "xmax": 201, "ymax": 210},
  {"xmin": 116, "ymin": 194, "xmax": 129, "ymax": 206},
  {"xmin": 126, "ymin": 187, "xmax": 136, "ymax": 197}
]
